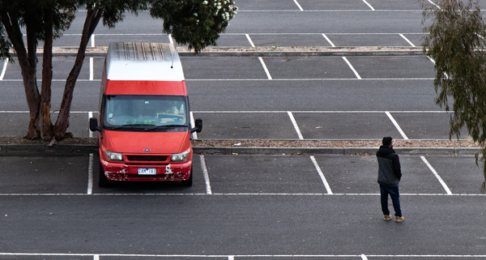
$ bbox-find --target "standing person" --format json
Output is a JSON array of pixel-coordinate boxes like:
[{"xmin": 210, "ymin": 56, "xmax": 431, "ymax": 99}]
[{"xmin": 376, "ymin": 137, "xmax": 404, "ymax": 223}]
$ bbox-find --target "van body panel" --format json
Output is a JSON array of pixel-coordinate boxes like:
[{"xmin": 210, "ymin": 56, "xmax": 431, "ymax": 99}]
[
  {"xmin": 102, "ymin": 130, "xmax": 189, "ymax": 154},
  {"xmin": 105, "ymin": 80, "xmax": 187, "ymax": 96},
  {"xmin": 101, "ymin": 158, "xmax": 193, "ymax": 182}
]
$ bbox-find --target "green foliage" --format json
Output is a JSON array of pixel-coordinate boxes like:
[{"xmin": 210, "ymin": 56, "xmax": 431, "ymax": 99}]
[
  {"xmin": 150, "ymin": 0, "xmax": 238, "ymax": 53},
  {"xmin": 421, "ymin": 0, "xmax": 486, "ymax": 192},
  {"xmin": 0, "ymin": 22, "xmax": 11, "ymax": 60}
]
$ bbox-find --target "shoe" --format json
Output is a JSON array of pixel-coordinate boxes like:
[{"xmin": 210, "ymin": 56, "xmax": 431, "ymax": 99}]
[
  {"xmin": 384, "ymin": 215, "xmax": 392, "ymax": 221},
  {"xmin": 395, "ymin": 216, "xmax": 404, "ymax": 223}
]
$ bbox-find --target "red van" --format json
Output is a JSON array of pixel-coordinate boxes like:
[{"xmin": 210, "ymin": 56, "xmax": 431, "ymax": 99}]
[{"xmin": 89, "ymin": 42, "xmax": 202, "ymax": 187}]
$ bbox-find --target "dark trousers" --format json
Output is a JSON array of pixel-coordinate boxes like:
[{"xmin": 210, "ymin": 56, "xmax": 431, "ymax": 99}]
[{"xmin": 380, "ymin": 185, "xmax": 402, "ymax": 217}]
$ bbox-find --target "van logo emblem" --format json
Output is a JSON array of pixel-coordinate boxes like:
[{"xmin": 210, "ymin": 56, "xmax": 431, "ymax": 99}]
[{"xmin": 144, "ymin": 149, "xmax": 151, "ymax": 152}]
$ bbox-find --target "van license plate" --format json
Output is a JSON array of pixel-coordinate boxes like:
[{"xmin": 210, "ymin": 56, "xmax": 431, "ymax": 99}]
[{"xmin": 138, "ymin": 168, "xmax": 156, "ymax": 175}]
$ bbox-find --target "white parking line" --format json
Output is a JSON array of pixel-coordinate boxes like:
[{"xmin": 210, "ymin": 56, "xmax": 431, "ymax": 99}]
[
  {"xmin": 229, "ymin": 256, "xmax": 235, "ymax": 260},
  {"xmin": 94, "ymin": 255, "xmax": 100, "ymax": 260},
  {"xmin": 0, "ymin": 192, "xmax": 484, "ymax": 196},
  {"xmin": 168, "ymin": 34, "xmax": 173, "ymax": 44},
  {"xmin": 427, "ymin": 56, "xmax": 449, "ymax": 79},
  {"xmin": 88, "ymin": 111, "xmax": 94, "ymax": 137},
  {"xmin": 421, "ymin": 156, "xmax": 452, "ymax": 195},
  {"xmin": 362, "ymin": 0, "xmax": 375, "ymax": 11},
  {"xmin": 428, "ymin": 0, "xmax": 441, "ymax": 9},
  {"xmin": 287, "ymin": 111, "xmax": 304, "ymax": 140},
  {"xmin": 361, "ymin": 254, "xmax": 368, "ymax": 260},
  {"xmin": 0, "ymin": 58, "xmax": 8, "ymax": 80},
  {"xmin": 0, "ymin": 110, "xmax": 450, "ymax": 114},
  {"xmin": 90, "ymin": 34, "xmax": 95, "ymax": 47},
  {"xmin": 89, "ymin": 58, "xmax": 94, "ymax": 80},
  {"xmin": 342, "ymin": 57, "xmax": 362, "ymax": 79},
  {"xmin": 246, "ymin": 34, "xmax": 255, "ymax": 47},
  {"xmin": 87, "ymin": 153, "xmax": 93, "ymax": 195},
  {"xmin": 200, "ymin": 155, "xmax": 212, "ymax": 195},
  {"xmin": 310, "ymin": 156, "xmax": 333, "ymax": 194},
  {"xmin": 322, "ymin": 34, "xmax": 336, "ymax": 47},
  {"xmin": 45, "ymin": 32, "xmax": 431, "ymax": 36},
  {"xmin": 293, "ymin": 0, "xmax": 304, "ymax": 11},
  {"xmin": 385, "ymin": 111, "xmax": 409, "ymax": 140},
  {"xmin": 399, "ymin": 34, "xmax": 416, "ymax": 47},
  {"xmin": 258, "ymin": 57, "xmax": 273, "ymax": 80},
  {"xmin": 190, "ymin": 112, "xmax": 198, "ymax": 139},
  {"xmin": 185, "ymin": 78, "xmax": 434, "ymax": 81},
  {"xmin": 1, "ymin": 253, "xmax": 486, "ymax": 258},
  {"xmin": 0, "ymin": 78, "xmax": 436, "ymax": 82}
]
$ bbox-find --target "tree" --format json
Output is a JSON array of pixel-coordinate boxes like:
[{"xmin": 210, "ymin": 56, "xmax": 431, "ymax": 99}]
[
  {"xmin": 421, "ymin": 0, "xmax": 486, "ymax": 191},
  {"xmin": 0, "ymin": 0, "xmax": 237, "ymax": 142}
]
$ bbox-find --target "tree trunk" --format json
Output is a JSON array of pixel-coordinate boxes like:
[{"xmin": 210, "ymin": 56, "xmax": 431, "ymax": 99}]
[
  {"xmin": 40, "ymin": 9, "xmax": 54, "ymax": 141},
  {"xmin": 1, "ymin": 12, "xmax": 41, "ymax": 139},
  {"xmin": 53, "ymin": 7, "xmax": 103, "ymax": 140}
]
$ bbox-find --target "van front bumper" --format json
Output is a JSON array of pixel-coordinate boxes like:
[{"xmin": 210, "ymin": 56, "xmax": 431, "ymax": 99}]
[{"xmin": 100, "ymin": 158, "xmax": 192, "ymax": 182}]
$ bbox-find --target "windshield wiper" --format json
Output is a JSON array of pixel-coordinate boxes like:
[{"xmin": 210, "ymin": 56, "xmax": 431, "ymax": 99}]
[
  {"xmin": 121, "ymin": 124, "xmax": 157, "ymax": 127},
  {"xmin": 159, "ymin": 124, "xmax": 187, "ymax": 127}
]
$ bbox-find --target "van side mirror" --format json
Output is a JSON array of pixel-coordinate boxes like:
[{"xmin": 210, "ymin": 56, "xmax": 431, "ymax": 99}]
[
  {"xmin": 191, "ymin": 119, "xmax": 203, "ymax": 133},
  {"xmin": 89, "ymin": 118, "xmax": 101, "ymax": 132}
]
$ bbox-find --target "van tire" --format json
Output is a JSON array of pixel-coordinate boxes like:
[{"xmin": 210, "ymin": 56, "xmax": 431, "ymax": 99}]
[
  {"xmin": 98, "ymin": 161, "xmax": 110, "ymax": 187},
  {"xmin": 181, "ymin": 166, "xmax": 193, "ymax": 187}
]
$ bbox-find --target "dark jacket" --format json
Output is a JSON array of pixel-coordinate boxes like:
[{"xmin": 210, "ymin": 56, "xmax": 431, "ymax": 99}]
[{"xmin": 376, "ymin": 146, "xmax": 402, "ymax": 187}]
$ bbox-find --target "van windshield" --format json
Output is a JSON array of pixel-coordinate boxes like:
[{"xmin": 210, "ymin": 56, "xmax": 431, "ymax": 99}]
[{"xmin": 103, "ymin": 95, "xmax": 188, "ymax": 130}]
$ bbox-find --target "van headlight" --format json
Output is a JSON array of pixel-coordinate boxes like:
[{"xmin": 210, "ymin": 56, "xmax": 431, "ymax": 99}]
[
  {"xmin": 106, "ymin": 150, "xmax": 123, "ymax": 161},
  {"xmin": 171, "ymin": 151, "xmax": 189, "ymax": 162}
]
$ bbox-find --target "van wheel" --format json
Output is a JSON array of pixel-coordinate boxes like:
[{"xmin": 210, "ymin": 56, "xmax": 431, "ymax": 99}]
[
  {"xmin": 181, "ymin": 166, "xmax": 193, "ymax": 187},
  {"xmin": 98, "ymin": 161, "xmax": 110, "ymax": 187}
]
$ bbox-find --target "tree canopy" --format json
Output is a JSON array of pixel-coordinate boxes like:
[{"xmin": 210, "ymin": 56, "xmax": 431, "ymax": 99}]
[
  {"xmin": 0, "ymin": 0, "xmax": 237, "ymax": 142},
  {"xmin": 421, "ymin": 0, "xmax": 486, "ymax": 191}
]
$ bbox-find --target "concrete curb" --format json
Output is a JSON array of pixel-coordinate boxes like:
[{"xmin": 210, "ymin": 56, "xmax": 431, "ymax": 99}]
[
  {"xmin": 8, "ymin": 50, "xmax": 425, "ymax": 57},
  {"xmin": 0, "ymin": 144, "xmax": 480, "ymax": 155}
]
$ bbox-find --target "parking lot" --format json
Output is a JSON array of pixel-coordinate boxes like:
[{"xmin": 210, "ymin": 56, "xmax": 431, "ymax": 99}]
[
  {"xmin": 3, "ymin": 0, "xmax": 486, "ymax": 258},
  {"xmin": 0, "ymin": 55, "xmax": 459, "ymax": 140},
  {"xmin": 0, "ymin": 153, "xmax": 485, "ymax": 258}
]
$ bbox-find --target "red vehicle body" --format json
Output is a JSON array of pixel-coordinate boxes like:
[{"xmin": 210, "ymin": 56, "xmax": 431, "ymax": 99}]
[{"xmin": 90, "ymin": 42, "xmax": 202, "ymax": 187}]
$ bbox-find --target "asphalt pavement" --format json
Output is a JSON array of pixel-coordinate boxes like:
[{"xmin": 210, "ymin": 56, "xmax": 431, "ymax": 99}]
[
  {"xmin": 0, "ymin": 154, "xmax": 485, "ymax": 258},
  {"xmin": 0, "ymin": 55, "xmax": 457, "ymax": 140}
]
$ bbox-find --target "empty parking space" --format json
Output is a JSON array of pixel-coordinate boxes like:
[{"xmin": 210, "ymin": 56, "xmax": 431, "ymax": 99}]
[
  {"xmin": 3, "ymin": 57, "xmax": 90, "ymax": 80},
  {"xmin": 0, "ymin": 256, "xmax": 93, "ymax": 260},
  {"xmin": 194, "ymin": 113, "xmax": 298, "ymax": 139},
  {"xmin": 402, "ymin": 34, "xmax": 426, "ymax": 47},
  {"xmin": 314, "ymin": 155, "xmax": 448, "ymax": 194},
  {"xmin": 213, "ymin": 34, "xmax": 252, "ymax": 47},
  {"xmin": 250, "ymin": 34, "xmax": 331, "ymax": 47},
  {"xmin": 92, "ymin": 154, "xmax": 207, "ymax": 194},
  {"xmin": 262, "ymin": 57, "xmax": 357, "ymax": 79},
  {"xmin": 186, "ymin": 80, "xmax": 438, "ymax": 112},
  {"xmin": 367, "ymin": 0, "xmax": 422, "ymax": 10},
  {"xmin": 391, "ymin": 112, "xmax": 465, "ymax": 140},
  {"xmin": 0, "ymin": 156, "xmax": 88, "ymax": 193},
  {"xmin": 293, "ymin": 113, "xmax": 402, "ymax": 139},
  {"xmin": 181, "ymin": 57, "xmax": 268, "ymax": 79},
  {"xmin": 297, "ymin": 0, "xmax": 370, "ymax": 10},
  {"xmin": 347, "ymin": 56, "xmax": 435, "ymax": 78},
  {"xmin": 95, "ymin": 34, "xmax": 170, "ymax": 47},
  {"xmin": 426, "ymin": 157, "xmax": 485, "ymax": 194},
  {"xmin": 0, "ymin": 113, "xmax": 89, "ymax": 138},
  {"xmin": 205, "ymin": 155, "xmax": 327, "ymax": 193},
  {"xmin": 235, "ymin": 0, "xmax": 299, "ymax": 10},
  {"xmin": 0, "ymin": 81, "xmax": 100, "ymax": 112},
  {"xmin": 326, "ymin": 34, "xmax": 410, "ymax": 47}
]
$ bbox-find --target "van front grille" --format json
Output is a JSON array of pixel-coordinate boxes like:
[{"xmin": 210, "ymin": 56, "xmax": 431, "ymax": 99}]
[{"xmin": 127, "ymin": 156, "xmax": 168, "ymax": 162}]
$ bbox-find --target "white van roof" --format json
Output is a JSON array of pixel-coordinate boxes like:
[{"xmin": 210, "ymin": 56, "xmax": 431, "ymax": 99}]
[{"xmin": 106, "ymin": 42, "xmax": 185, "ymax": 81}]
